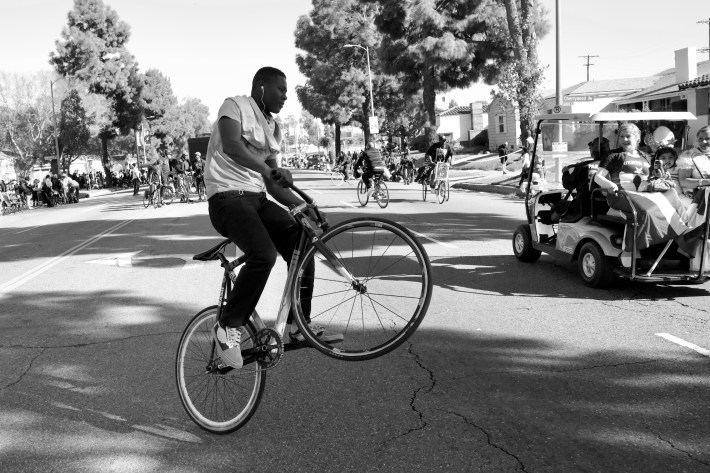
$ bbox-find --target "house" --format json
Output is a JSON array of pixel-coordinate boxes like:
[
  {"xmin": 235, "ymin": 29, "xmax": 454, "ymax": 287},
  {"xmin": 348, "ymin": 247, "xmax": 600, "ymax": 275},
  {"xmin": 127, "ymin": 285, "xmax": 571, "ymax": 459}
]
[
  {"xmin": 614, "ymin": 47, "xmax": 710, "ymax": 144},
  {"xmin": 487, "ymin": 97, "xmax": 520, "ymax": 151},
  {"xmin": 435, "ymin": 101, "xmax": 489, "ymax": 145},
  {"xmin": 489, "ymin": 74, "xmax": 664, "ymax": 151}
]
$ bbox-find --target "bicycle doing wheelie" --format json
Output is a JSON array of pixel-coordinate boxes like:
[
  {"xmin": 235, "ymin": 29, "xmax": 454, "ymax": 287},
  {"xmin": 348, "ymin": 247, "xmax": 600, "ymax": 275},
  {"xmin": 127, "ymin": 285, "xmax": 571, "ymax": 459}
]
[{"xmin": 175, "ymin": 184, "xmax": 433, "ymax": 434}]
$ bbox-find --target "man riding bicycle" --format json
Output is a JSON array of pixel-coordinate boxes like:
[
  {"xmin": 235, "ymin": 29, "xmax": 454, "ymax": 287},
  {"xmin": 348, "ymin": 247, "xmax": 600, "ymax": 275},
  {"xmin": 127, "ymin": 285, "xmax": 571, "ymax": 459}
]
[
  {"xmin": 353, "ymin": 139, "xmax": 386, "ymax": 191},
  {"xmin": 206, "ymin": 67, "xmax": 336, "ymax": 370},
  {"xmin": 415, "ymin": 135, "xmax": 452, "ymax": 187}
]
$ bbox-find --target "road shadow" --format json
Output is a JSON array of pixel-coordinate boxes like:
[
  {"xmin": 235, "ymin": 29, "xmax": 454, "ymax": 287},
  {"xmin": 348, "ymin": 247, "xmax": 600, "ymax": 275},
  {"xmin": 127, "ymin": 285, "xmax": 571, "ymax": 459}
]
[{"xmin": 0, "ymin": 288, "xmax": 708, "ymax": 472}]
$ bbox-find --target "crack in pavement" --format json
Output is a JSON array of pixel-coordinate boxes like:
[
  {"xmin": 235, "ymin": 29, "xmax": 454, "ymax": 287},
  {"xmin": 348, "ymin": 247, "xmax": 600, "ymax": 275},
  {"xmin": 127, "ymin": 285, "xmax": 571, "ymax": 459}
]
[
  {"xmin": 647, "ymin": 426, "xmax": 710, "ymax": 467},
  {"xmin": 377, "ymin": 341, "xmax": 436, "ymax": 451},
  {"xmin": 0, "ymin": 331, "xmax": 180, "ymax": 350},
  {"xmin": 1, "ymin": 347, "xmax": 47, "ymax": 391},
  {"xmin": 448, "ymin": 410, "xmax": 528, "ymax": 472}
]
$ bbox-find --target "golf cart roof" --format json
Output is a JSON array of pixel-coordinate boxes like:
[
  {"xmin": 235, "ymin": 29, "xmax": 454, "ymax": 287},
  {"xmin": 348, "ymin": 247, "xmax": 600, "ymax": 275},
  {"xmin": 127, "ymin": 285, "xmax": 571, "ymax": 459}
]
[{"xmin": 534, "ymin": 111, "xmax": 697, "ymax": 122}]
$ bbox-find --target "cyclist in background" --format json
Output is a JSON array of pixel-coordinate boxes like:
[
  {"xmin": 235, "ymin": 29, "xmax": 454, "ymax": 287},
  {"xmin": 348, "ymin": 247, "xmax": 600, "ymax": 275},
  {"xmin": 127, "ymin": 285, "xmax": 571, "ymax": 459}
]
[
  {"xmin": 415, "ymin": 135, "xmax": 452, "ymax": 185},
  {"xmin": 353, "ymin": 138, "xmax": 386, "ymax": 191}
]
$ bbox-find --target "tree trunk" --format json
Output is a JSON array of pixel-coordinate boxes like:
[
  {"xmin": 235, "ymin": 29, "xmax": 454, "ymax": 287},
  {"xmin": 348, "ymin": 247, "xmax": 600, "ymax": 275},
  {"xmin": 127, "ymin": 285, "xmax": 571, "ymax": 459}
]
[
  {"xmin": 335, "ymin": 123, "xmax": 341, "ymax": 156},
  {"xmin": 422, "ymin": 62, "xmax": 438, "ymax": 149},
  {"xmin": 101, "ymin": 133, "xmax": 112, "ymax": 185}
]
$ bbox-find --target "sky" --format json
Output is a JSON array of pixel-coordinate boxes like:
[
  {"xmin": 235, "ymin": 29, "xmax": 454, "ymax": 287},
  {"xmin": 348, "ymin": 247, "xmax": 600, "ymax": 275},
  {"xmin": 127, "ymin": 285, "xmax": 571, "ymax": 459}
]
[{"xmin": 1, "ymin": 0, "xmax": 709, "ymax": 121}]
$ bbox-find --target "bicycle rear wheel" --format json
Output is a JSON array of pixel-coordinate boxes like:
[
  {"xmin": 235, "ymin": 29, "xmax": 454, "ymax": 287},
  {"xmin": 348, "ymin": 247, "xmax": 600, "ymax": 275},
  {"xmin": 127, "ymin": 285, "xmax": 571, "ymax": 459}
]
[
  {"xmin": 292, "ymin": 217, "xmax": 433, "ymax": 361},
  {"xmin": 357, "ymin": 180, "xmax": 369, "ymax": 206},
  {"xmin": 376, "ymin": 181, "xmax": 389, "ymax": 208},
  {"xmin": 175, "ymin": 306, "xmax": 266, "ymax": 434},
  {"xmin": 421, "ymin": 182, "xmax": 427, "ymax": 201},
  {"xmin": 142, "ymin": 190, "xmax": 150, "ymax": 208}
]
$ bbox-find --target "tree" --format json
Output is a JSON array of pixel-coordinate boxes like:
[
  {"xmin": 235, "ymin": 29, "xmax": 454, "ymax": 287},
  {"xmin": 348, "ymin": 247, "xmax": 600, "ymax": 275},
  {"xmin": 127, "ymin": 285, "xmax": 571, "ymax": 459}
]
[
  {"xmin": 0, "ymin": 71, "xmax": 56, "ymax": 174},
  {"xmin": 491, "ymin": 0, "xmax": 550, "ymax": 142},
  {"xmin": 371, "ymin": 0, "xmax": 512, "ymax": 148},
  {"xmin": 58, "ymin": 88, "xmax": 91, "ymax": 171},
  {"xmin": 295, "ymin": 0, "xmax": 424, "ymax": 149},
  {"xmin": 50, "ymin": 0, "xmax": 143, "ymax": 180}
]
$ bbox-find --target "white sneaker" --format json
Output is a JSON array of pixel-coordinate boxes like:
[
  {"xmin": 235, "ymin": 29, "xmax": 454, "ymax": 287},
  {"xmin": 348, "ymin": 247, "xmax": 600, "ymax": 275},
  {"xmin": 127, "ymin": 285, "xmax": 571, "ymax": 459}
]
[
  {"xmin": 290, "ymin": 323, "xmax": 344, "ymax": 344},
  {"xmin": 213, "ymin": 323, "xmax": 243, "ymax": 369}
]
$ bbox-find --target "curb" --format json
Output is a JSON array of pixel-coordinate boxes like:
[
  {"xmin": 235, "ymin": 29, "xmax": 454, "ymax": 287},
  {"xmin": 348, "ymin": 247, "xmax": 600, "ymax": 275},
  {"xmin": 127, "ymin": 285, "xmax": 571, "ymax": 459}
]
[{"xmin": 452, "ymin": 182, "xmax": 522, "ymax": 197}]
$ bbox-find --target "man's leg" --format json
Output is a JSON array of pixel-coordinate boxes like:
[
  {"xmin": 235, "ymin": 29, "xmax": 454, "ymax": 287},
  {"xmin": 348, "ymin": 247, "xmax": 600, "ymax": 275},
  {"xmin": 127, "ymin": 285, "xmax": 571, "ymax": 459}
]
[{"xmin": 208, "ymin": 193, "xmax": 283, "ymax": 329}]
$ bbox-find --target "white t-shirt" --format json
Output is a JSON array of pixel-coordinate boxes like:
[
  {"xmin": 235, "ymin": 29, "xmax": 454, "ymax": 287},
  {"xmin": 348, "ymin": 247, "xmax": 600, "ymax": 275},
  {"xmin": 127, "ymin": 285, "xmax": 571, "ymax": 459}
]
[
  {"xmin": 205, "ymin": 97, "xmax": 279, "ymax": 198},
  {"xmin": 677, "ymin": 148, "xmax": 710, "ymax": 179}
]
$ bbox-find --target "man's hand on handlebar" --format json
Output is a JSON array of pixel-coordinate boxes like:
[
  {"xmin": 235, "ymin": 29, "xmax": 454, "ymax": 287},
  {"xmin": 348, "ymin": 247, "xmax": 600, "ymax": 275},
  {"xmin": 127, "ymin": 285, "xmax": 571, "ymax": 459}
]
[{"xmin": 269, "ymin": 168, "xmax": 293, "ymax": 188}]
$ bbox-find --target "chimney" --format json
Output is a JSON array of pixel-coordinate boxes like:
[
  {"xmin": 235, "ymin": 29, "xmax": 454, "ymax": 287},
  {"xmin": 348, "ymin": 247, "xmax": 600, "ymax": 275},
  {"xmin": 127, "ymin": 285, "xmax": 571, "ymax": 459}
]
[{"xmin": 674, "ymin": 47, "xmax": 697, "ymax": 83}]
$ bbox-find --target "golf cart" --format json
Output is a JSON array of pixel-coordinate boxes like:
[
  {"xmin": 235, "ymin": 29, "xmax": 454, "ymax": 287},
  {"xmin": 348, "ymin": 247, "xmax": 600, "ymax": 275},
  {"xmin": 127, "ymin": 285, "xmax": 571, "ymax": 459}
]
[{"xmin": 512, "ymin": 111, "xmax": 710, "ymax": 287}]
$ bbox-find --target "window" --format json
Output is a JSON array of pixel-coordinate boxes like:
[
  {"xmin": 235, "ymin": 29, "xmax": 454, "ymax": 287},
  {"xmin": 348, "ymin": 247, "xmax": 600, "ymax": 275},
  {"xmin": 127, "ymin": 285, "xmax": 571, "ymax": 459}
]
[{"xmin": 497, "ymin": 115, "xmax": 505, "ymax": 133}]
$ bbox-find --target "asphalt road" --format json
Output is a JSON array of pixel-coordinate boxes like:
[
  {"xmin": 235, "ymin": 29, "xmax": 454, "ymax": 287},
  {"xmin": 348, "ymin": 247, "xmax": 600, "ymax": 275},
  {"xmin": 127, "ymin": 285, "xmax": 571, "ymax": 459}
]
[{"xmin": 1, "ymin": 171, "xmax": 709, "ymax": 473}]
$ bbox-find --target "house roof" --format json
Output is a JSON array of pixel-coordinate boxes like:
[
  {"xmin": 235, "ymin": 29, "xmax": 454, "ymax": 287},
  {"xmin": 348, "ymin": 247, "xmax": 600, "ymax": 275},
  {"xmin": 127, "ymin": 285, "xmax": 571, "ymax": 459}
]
[
  {"xmin": 437, "ymin": 102, "xmax": 489, "ymax": 117},
  {"xmin": 542, "ymin": 77, "xmax": 661, "ymax": 100},
  {"xmin": 439, "ymin": 105, "xmax": 471, "ymax": 116},
  {"xmin": 615, "ymin": 60, "xmax": 710, "ymax": 101},
  {"xmin": 679, "ymin": 74, "xmax": 710, "ymax": 90}
]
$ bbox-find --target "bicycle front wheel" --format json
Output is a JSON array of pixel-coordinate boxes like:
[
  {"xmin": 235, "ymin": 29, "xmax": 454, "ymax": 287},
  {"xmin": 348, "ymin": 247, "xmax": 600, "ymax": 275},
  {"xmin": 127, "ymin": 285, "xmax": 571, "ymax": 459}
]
[
  {"xmin": 376, "ymin": 181, "xmax": 389, "ymax": 208},
  {"xmin": 437, "ymin": 182, "xmax": 447, "ymax": 204},
  {"xmin": 357, "ymin": 180, "xmax": 369, "ymax": 206},
  {"xmin": 330, "ymin": 171, "xmax": 345, "ymax": 186},
  {"xmin": 175, "ymin": 306, "xmax": 266, "ymax": 434},
  {"xmin": 421, "ymin": 182, "xmax": 427, "ymax": 201},
  {"xmin": 163, "ymin": 187, "xmax": 174, "ymax": 205},
  {"xmin": 292, "ymin": 217, "xmax": 433, "ymax": 361}
]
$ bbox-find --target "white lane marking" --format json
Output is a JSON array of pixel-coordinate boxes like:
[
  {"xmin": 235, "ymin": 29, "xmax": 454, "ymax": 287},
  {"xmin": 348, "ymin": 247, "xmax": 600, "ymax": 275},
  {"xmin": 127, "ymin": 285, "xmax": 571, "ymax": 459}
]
[
  {"xmin": 409, "ymin": 230, "xmax": 459, "ymax": 249},
  {"xmin": 306, "ymin": 187, "xmax": 322, "ymax": 194},
  {"xmin": 0, "ymin": 219, "xmax": 134, "ymax": 297},
  {"xmin": 340, "ymin": 201, "xmax": 358, "ymax": 208},
  {"xmin": 15, "ymin": 225, "xmax": 42, "ymax": 234},
  {"xmin": 655, "ymin": 333, "xmax": 710, "ymax": 358}
]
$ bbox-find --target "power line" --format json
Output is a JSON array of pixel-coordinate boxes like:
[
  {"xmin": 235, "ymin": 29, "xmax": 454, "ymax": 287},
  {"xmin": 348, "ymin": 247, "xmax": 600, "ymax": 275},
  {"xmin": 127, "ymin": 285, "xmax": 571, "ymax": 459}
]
[
  {"xmin": 698, "ymin": 18, "xmax": 710, "ymax": 58},
  {"xmin": 579, "ymin": 55, "xmax": 599, "ymax": 81}
]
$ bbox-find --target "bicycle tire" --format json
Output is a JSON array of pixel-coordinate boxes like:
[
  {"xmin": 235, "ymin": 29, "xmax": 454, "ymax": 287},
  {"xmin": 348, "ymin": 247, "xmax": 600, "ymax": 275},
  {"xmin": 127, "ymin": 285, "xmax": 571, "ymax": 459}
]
[
  {"xmin": 330, "ymin": 171, "xmax": 345, "ymax": 187},
  {"xmin": 421, "ymin": 182, "xmax": 427, "ymax": 201},
  {"xmin": 357, "ymin": 180, "xmax": 369, "ymax": 206},
  {"xmin": 175, "ymin": 306, "xmax": 266, "ymax": 434},
  {"xmin": 437, "ymin": 182, "xmax": 447, "ymax": 204},
  {"xmin": 163, "ymin": 187, "xmax": 174, "ymax": 205},
  {"xmin": 376, "ymin": 181, "xmax": 389, "ymax": 208},
  {"xmin": 291, "ymin": 217, "xmax": 433, "ymax": 361},
  {"xmin": 446, "ymin": 181, "xmax": 451, "ymax": 201},
  {"xmin": 142, "ymin": 191, "xmax": 150, "ymax": 208}
]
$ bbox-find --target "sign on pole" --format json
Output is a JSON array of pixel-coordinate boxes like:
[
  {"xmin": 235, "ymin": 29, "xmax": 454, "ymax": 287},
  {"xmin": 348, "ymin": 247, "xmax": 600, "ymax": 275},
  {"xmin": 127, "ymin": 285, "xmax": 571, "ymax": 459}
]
[{"xmin": 368, "ymin": 116, "xmax": 379, "ymax": 135}]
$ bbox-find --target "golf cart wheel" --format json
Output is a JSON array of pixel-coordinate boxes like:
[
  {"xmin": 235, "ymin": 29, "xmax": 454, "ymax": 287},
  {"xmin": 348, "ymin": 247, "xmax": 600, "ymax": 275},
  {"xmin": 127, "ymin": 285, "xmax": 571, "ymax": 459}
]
[
  {"xmin": 577, "ymin": 241, "xmax": 616, "ymax": 288},
  {"xmin": 512, "ymin": 225, "xmax": 541, "ymax": 262}
]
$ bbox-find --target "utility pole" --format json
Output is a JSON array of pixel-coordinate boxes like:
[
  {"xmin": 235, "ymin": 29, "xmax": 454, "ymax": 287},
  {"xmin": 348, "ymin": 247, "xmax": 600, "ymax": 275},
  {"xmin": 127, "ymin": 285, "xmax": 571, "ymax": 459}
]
[
  {"xmin": 579, "ymin": 55, "xmax": 599, "ymax": 81},
  {"xmin": 698, "ymin": 18, "xmax": 710, "ymax": 59}
]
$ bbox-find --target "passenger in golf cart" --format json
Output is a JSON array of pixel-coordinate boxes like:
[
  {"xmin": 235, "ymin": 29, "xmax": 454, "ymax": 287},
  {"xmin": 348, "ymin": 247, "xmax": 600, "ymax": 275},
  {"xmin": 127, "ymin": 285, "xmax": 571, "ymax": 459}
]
[{"xmin": 516, "ymin": 112, "xmax": 710, "ymax": 286}]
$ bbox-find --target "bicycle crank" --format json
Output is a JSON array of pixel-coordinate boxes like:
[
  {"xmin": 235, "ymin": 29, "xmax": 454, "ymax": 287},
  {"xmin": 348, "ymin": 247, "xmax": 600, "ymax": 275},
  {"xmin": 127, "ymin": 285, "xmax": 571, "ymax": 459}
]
[{"xmin": 254, "ymin": 328, "xmax": 284, "ymax": 369}]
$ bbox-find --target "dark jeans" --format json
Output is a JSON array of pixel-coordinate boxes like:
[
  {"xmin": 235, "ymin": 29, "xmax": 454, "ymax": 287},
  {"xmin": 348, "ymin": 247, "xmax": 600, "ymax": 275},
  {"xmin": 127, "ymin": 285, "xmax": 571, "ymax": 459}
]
[
  {"xmin": 208, "ymin": 191, "xmax": 314, "ymax": 328},
  {"xmin": 362, "ymin": 167, "xmax": 384, "ymax": 189},
  {"xmin": 133, "ymin": 178, "xmax": 140, "ymax": 195}
]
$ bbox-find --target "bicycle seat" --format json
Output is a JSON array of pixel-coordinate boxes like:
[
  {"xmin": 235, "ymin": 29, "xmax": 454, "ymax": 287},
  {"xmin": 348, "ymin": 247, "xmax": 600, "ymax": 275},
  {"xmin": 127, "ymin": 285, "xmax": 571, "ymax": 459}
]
[{"xmin": 193, "ymin": 239, "xmax": 231, "ymax": 261}]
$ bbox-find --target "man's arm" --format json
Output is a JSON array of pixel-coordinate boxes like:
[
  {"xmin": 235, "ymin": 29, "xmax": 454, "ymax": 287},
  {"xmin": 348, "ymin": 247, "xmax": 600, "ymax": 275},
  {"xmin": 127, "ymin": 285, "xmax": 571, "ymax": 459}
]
[{"xmin": 219, "ymin": 117, "xmax": 275, "ymax": 178}]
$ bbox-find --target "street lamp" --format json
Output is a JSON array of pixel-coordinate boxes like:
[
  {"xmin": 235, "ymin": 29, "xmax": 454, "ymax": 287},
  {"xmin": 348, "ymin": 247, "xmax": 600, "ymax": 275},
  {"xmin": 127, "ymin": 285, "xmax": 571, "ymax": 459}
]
[{"xmin": 343, "ymin": 44, "xmax": 376, "ymax": 125}]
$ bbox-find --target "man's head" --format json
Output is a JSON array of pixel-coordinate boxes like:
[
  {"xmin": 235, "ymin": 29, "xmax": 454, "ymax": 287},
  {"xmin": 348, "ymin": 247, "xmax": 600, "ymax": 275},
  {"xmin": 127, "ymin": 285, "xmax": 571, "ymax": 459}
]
[
  {"xmin": 251, "ymin": 67, "xmax": 287, "ymax": 115},
  {"xmin": 194, "ymin": 152, "xmax": 201, "ymax": 159},
  {"xmin": 438, "ymin": 135, "xmax": 446, "ymax": 143}
]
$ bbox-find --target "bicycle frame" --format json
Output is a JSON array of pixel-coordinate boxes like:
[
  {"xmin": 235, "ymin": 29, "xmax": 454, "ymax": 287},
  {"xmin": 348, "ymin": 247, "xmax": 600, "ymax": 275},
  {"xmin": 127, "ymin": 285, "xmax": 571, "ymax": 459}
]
[{"xmin": 211, "ymin": 191, "xmax": 358, "ymax": 358}]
